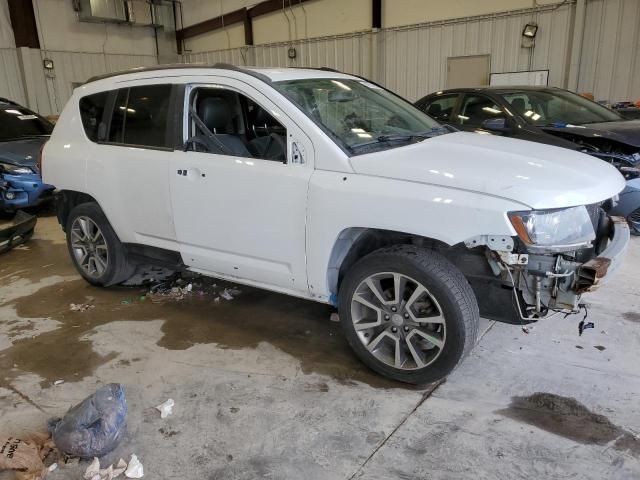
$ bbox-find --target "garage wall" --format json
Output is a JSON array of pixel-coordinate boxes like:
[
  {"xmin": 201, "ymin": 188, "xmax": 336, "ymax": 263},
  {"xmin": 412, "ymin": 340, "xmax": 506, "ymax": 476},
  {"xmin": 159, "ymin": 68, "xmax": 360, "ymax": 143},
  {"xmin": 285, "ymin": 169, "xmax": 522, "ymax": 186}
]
[
  {"xmin": 32, "ymin": 0, "xmax": 157, "ymax": 55},
  {"xmin": 0, "ymin": 0, "xmax": 14, "ymax": 48},
  {"xmin": 381, "ymin": 3, "xmax": 574, "ymax": 101},
  {"xmin": 578, "ymin": 0, "xmax": 640, "ymax": 103},
  {"xmin": 183, "ymin": 31, "xmax": 373, "ymax": 78},
  {"xmin": 0, "ymin": 48, "xmax": 26, "ymax": 104},
  {"xmin": 182, "ymin": 3, "xmax": 574, "ymax": 101}
]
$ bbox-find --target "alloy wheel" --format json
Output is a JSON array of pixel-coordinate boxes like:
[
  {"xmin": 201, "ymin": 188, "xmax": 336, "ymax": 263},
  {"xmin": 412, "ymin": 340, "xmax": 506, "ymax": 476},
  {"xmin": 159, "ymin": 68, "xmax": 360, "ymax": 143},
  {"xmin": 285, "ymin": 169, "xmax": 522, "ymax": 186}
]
[
  {"xmin": 70, "ymin": 216, "xmax": 109, "ymax": 279},
  {"xmin": 350, "ymin": 272, "xmax": 447, "ymax": 370}
]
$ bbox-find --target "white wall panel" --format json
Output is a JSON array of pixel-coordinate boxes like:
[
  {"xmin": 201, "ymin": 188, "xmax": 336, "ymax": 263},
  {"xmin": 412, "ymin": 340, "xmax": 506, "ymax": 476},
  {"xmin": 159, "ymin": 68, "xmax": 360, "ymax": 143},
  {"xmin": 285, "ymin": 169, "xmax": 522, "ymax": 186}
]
[
  {"xmin": 0, "ymin": 0, "xmax": 14, "ymax": 48},
  {"xmin": 183, "ymin": 33, "xmax": 373, "ymax": 78},
  {"xmin": 578, "ymin": 0, "xmax": 640, "ymax": 102},
  {"xmin": 42, "ymin": 50, "xmax": 157, "ymax": 114},
  {"xmin": 381, "ymin": 4, "xmax": 573, "ymax": 100},
  {"xmin": 181, "ymin": 5, "xmax": 572, "ymax": 101},
  {"xmin": 0, "ymin": 48, "xmax": 26, "ymax": 104}
]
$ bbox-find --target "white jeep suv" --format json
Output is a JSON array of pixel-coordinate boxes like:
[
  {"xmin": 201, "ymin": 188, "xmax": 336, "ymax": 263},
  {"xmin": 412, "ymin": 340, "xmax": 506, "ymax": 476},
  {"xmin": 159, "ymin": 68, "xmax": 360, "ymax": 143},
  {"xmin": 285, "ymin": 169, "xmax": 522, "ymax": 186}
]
[{"xmin": 43, "ymin": 64, "xmax": 629, "ymax": 384}]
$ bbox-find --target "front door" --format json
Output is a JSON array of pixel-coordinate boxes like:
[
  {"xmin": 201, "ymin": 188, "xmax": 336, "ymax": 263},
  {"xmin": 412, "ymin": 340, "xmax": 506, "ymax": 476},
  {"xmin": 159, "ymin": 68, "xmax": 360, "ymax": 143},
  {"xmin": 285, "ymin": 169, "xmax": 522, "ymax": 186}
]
[{"xmin": 169, "ymin": 79, "xmax": 314, "ymax": 294}]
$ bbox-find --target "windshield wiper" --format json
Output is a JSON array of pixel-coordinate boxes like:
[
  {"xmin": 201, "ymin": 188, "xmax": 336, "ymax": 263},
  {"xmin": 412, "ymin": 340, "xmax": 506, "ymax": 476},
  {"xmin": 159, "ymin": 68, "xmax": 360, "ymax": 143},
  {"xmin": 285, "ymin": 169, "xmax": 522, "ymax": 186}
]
[{"xmin": 349, "ymin": 127, "xmax": 449, "ymax": 152}]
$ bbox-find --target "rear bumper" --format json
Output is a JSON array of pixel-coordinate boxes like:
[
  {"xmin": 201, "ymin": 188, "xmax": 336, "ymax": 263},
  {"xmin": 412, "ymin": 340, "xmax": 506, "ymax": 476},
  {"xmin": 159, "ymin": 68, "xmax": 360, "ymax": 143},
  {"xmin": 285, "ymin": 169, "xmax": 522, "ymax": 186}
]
[
  {"xmin": 0, "ymin": 172, "xmax": 55, "ymax": 211},
  {"xmin": 0, "ymin": 210, "xmax": 37, "ymax": 254},
  {"xmin": 576, "ymin": 216, "xmax": 630, "ymax": 292}
]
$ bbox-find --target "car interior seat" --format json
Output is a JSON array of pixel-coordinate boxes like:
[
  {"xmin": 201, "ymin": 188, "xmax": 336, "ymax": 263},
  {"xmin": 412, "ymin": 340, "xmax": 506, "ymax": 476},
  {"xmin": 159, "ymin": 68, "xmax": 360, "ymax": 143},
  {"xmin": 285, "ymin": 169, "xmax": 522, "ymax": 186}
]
[
  {"xmin": 196, "ymin": 97, "xmax": 251, "ymax": 156},
  {"xmin": 247, "ymin": 108, "xmax": 286, "ymax": 161},
  {"xmin": 427, "ymin": 103, "xmax": 443, "ymax": 119},
  {"xmin": 509, "ymin": 98, "xmax": 526, "ymax": 114}
]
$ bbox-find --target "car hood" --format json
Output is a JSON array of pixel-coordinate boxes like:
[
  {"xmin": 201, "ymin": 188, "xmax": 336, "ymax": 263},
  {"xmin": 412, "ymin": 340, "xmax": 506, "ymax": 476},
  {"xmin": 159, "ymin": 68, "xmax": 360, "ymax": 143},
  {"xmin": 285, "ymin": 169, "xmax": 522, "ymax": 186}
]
[
  {"xmin": 349, "ymin": 132, "xmax": 626, "ymax": 210},
  {"xmin": 542, "ymin": 120, "xmax": 640, "ymax": 150},
  {"xmin": 0, "ymin": 137, "xmax": 48, "ymax": 168}
]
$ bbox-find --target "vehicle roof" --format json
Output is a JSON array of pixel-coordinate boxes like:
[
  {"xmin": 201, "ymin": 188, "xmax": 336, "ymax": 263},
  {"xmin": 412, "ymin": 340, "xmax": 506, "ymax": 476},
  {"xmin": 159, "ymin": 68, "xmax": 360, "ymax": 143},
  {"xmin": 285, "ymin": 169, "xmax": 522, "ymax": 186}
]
[
  {"xmin": 85, "ymin": 63, "xmax": 357, "ymax": 86},
  {"xmin": 426, "ymin": 86, "xmax": 565, "ymax": 96}
]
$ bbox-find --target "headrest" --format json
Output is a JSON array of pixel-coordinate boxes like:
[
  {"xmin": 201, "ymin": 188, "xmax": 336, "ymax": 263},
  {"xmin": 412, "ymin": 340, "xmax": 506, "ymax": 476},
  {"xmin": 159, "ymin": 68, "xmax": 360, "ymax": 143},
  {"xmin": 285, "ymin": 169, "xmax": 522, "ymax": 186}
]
[
  {"xmin": 199, "ymin": 97, "xmax": 231, "ymax": 130},
  {"xmin": 254, "ymin": 107, "xmax": 272, "ymax": 126},
  {"xmin": 510, "ymin": 98, "xmax": 526, "ymax": 113}
]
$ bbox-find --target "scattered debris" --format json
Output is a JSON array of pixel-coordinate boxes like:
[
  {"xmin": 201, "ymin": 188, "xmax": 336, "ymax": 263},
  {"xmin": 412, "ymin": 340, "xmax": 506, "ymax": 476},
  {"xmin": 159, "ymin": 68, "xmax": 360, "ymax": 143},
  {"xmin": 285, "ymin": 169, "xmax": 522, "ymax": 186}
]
[
  {"xmin": 53, "ymin": 380, "xmax": 64, "ymax": 386},
  {"xmin": 575, "ymin": 345, "xmax": 584, "ymax": 349},
  {"xmin": 84, "ymin": 457, "xmax": 100, "ymax": 479},
  {"xmin": 594, "ymin": 345, "xmax": 606, "ymax": 351},
  {"xmin": 48, "ymin": 463, "xmax": 58, "ymax": 473},
  {"xmin": 145, "ymin": 273, "xmax": 241, "ymax": 303},
  {"xmin": 0, "ymin": 432, "xmax": 55, "ymax": 480},
  {"xmin": 49, "ymin": 384, "xmax": 127, "ymax": 459},
  {"xmin": 124, "ymin": 454, "xmax": 143, "ymax": 478},
  {"xmin": 329, "ymin": 312, "xmax": 340, "ymax": 323},
  {"xmin": 155, "ymin": 399, "xmax": 175, "ymax": 419},
  {"xmin": 84, "ymin": 457, "xmax": 127, "ymax": 480},
  {"xmin": 70, "ymin": 303, "xmax": 95, "ymax": 312},
  {"xmin": 220, "ymin": 289, "xmax": 234, "ymax": 301}
]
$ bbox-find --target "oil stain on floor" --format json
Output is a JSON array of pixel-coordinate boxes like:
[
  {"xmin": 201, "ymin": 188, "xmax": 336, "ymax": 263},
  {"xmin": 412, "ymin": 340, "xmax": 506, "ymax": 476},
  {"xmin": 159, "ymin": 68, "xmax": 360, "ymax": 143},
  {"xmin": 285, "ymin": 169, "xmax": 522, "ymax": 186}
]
[
  {"xmin": 1, "ymin": 239, "xmax": 408, "ymax": 390},
  {"xmin": 498, "ymin": 393, "xmax": 640, "ymax": 456},
  {"xmin": 623, "ymin": 311, "xmax": 640, "ymax": 323}
]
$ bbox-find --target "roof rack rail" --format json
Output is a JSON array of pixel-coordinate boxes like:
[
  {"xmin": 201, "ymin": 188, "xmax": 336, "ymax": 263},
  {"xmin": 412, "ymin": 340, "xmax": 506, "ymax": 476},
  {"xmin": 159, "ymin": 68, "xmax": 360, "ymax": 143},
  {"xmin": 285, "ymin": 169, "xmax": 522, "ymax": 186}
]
[{"xmin": 84, "ymin": 63, "xmax": 275, "ymax": 85}]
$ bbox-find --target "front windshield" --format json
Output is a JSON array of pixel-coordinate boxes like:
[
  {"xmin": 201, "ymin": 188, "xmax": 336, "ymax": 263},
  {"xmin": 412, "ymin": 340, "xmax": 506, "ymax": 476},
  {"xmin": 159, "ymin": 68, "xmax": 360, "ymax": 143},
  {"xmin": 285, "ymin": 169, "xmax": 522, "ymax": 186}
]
[
  {"xmin": 0, "ymin": 107, "xmax": 53, "ymax": 141},
  {"xmin": 499, "ymin": 89, "xmax": 622, "ymax": 126},
  {"xmin": 274, "ymin": 78, "xmax": 445, "ymax": 154}
]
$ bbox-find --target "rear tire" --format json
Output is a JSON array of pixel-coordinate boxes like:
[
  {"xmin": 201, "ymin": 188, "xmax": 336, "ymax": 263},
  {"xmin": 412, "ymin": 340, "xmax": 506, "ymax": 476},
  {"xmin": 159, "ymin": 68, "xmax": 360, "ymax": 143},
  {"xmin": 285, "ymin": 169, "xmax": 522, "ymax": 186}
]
[
  {"xmin": 338, "ymin": 245, "xmax": 479, "ymax": 385},
  {"xmin": 65, "ymin": 202, "xmax": 134, "ymax": 286}
]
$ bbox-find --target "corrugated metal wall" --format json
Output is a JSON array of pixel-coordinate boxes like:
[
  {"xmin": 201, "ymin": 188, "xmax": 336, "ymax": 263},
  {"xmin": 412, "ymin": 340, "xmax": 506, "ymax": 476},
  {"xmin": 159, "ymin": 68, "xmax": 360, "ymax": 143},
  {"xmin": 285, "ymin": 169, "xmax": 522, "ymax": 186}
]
[
  {"xmin": 579, "ymin": 0, "xmax": 640, "ymax": 102},
  {"xmin": 381, "ymin": 3, "xmax": 574, "ymax": 100},
  {"xmin": 42, "ymin": 50, "xmax": 157, "ymax": 114},
  {"xmin": 0, "ymin": 48, "xmax": 157, "ymax": 115},
  {"xmin": 0, "ymin": 48, "xmax": 26, "ymax": 104},
  {"xmin": 183, "ymin": 32, "xmax": 373, "ymax": 78},
  {"xmin": 182, "ymin": 4, "xmax": 574, "ymax": 101}
]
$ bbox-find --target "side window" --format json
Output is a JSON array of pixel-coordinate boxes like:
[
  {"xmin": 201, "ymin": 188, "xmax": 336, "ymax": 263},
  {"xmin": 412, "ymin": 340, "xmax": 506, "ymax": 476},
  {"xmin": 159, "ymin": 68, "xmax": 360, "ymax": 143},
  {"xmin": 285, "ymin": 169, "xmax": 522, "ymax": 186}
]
[
  {"xmin": 79, "ymin": 92, "xmax": 109, "ymax": 142},
  {"xmin": 108, "ymin": 85, "xmax": 172, "ymax": 148},
  {"xmin": 186, "ymin": 87, "xmax": 288, "ymax": 162},
  {"xmin": 457, "ymin": 95, "xmax": 505, "ymax": 127},
  {"xmin": 420, "ymin": 94, "xmax": 458, "ymax": 121},
  {"xmin": 123, "ymin": 85, "xmax": 171, "ymax": 147}
]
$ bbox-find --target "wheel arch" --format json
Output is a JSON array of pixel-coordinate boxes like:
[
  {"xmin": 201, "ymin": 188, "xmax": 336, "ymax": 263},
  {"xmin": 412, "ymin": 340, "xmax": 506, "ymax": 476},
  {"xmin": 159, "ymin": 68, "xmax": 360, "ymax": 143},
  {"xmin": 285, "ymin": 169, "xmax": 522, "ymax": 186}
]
[
  {"xmin": 55, "ymin": 190, "xmax": 100, "ymax": 231},
  {"xmin": 326, "ymin": 227, "xmax": 452, "ymax": 304}
]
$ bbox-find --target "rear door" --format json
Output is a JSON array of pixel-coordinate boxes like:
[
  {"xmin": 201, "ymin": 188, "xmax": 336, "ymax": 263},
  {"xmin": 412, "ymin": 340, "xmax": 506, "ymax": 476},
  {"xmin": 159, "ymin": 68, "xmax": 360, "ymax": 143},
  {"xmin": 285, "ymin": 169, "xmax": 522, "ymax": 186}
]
[
  {"xmin": 169, "ymin": 78, "xmax": 314, "ymax": 293},
  {"xmin": 84, "ymin": 84, "xmax": 179, "ymax": 250}
]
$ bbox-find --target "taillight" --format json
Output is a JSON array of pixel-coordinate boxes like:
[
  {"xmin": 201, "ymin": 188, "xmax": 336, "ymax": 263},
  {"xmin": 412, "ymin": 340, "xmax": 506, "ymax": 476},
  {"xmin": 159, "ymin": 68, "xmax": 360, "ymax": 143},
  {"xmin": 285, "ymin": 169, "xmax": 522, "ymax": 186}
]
[{"xmin": 37, "ymin": 141, "xmax": 46, "ymax": 174}]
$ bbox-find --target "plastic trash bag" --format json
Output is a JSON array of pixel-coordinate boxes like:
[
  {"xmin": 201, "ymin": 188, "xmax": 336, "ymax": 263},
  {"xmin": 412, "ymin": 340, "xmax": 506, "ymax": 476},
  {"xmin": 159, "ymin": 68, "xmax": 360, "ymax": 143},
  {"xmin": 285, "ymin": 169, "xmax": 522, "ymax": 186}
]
[{"xmin": 48, "ymin": 384, "xmax": 127, "ymax": 459}]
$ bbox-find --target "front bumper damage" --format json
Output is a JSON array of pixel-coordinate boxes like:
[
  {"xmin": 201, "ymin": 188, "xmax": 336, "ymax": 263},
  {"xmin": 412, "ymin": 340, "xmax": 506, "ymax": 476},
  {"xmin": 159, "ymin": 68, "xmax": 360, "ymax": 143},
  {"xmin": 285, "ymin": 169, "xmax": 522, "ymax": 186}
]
[
  {"xmin": 471, "ymin": 215, "xmax": 630, "ymax": 319},
  {"xmin": 576, "ymin": 217, "xmax": 630, "ymax": 293},
  {"xmin": 0, "ymin": 210, "xmax": 37, "ymax": 254}
]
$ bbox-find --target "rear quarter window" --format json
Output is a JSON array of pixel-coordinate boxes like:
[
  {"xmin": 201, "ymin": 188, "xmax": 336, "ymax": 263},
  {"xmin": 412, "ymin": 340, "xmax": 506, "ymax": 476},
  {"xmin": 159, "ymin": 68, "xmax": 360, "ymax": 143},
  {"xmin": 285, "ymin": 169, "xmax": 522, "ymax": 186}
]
[{"xmin": 79, "ymin": 92, "xmax": 109, "ymax": 142}]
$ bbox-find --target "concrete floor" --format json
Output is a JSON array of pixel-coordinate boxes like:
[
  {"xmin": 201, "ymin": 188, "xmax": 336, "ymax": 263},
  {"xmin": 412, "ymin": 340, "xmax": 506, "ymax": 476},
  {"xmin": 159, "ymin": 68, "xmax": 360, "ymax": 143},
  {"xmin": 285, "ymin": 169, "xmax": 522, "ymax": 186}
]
[{"xmin": 0, "ymin": 215, "xmax": 639, "ymax": 479}]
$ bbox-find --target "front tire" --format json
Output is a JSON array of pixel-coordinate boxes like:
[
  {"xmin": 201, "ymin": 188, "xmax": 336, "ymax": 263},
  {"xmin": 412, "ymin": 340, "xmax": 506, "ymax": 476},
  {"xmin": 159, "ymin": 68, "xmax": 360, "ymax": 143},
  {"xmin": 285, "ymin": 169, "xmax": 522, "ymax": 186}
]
[
  {"xmin": 338, "ymin": 245, "xmax": 479, "ymax": 385},
  {"xmin": 65, "ymin": 202, "xmax": 134, "ymax": 286}
]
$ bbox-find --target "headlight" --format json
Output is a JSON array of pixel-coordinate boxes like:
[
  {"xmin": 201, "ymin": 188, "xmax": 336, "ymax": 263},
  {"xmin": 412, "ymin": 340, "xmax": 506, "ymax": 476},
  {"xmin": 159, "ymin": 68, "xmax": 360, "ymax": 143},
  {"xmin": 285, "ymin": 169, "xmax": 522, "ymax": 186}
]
[
  {"xmin": 508, "ymin": 206, "xmax": 595, "ymax": 251},
  {"xmin": 0, "ymin": 162, "xmax": 33, "ymax": 174}
]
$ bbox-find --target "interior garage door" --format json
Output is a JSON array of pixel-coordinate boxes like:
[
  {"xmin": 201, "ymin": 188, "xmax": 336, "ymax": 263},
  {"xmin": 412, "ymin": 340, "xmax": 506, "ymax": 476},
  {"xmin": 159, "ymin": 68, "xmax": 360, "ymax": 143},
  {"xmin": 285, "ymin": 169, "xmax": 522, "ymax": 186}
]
[{"xmin": 446, "ymin": 54, "xmax": 491, "ymax": 89}]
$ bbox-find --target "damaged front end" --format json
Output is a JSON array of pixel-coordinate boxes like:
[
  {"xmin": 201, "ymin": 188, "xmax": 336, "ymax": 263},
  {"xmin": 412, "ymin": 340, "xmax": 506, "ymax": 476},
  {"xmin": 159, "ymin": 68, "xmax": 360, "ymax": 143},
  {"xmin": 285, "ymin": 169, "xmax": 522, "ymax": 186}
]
[{"xmin": 465, "ymin": 204, "xmax": 630, "ymax": 321}]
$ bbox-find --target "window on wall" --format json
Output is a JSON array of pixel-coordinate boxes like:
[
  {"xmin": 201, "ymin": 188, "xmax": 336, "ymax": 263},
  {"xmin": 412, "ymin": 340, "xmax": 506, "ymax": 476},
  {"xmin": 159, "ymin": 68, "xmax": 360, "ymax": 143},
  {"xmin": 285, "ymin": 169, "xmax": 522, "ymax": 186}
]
[
  {"xmin": 79, "ymin": 92, "xmax": 109, "ymax": 142},
  {"xmin": 107, "ymin": 85, "xmax": 172, "ymax": 148}
]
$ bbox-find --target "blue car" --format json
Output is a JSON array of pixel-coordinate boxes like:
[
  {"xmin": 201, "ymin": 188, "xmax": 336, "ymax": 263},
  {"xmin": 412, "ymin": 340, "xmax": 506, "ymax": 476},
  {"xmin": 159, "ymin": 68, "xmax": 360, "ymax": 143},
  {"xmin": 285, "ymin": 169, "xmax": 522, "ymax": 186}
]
[{"xmin": 0, "ymin": 98, "xmax": 54, "ymax": 215}]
